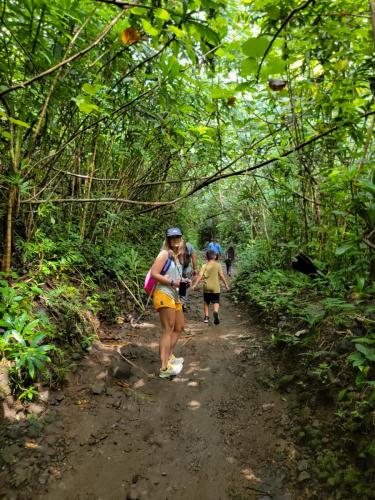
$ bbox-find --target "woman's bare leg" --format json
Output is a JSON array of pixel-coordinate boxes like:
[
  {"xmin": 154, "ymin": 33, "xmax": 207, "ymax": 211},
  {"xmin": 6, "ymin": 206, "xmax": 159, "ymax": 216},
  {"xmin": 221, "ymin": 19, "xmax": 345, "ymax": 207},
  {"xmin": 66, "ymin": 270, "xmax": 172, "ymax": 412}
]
[
  {"xmin": 170, "ymin": 308, "xmax": 185, "ymax": 353},
  {"xmin": 158, "ymin": 307, "xmax": 176, "ymax": 370}
]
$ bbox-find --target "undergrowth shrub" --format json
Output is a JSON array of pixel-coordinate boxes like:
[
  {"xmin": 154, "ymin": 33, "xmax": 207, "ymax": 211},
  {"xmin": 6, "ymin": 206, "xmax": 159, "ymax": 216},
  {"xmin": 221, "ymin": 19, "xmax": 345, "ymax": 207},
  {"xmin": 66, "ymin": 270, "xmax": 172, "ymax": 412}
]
[
  {"xmin": 1, "ymin": 234, "xmax": 153, "ymax": 400},
  {"xmin": 232, "ymin": 241, "xmax": 375, "ymax": 498},
  {"xmin": 0, "ymin": 274, "xmax": 99, "ymax": 399},
  {"xmin": 0, "ymin": 276, "xmax": 55, "ymax": 399},
  {"xmin": 82, "ymin": 241, "xmax": 149, "ymax": 316}
]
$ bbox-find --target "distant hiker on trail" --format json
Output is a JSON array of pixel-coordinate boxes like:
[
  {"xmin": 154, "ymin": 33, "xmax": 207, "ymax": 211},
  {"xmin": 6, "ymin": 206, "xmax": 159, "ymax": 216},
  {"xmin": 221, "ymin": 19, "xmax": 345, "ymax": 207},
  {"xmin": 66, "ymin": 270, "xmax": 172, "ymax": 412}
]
[
  {"xmin": 225, "ymin": 246, "xmax": 235, "ymax": 277},
  {"xmin": 192, "ymin": 250, "xmax": 229, "ymax": 325},
  {"xmin": 207, "ymin": 237, "xmax": 222, "ymax": 259},
  {"xmin": 181, "ymin": 239, "xmax": 198, "ymax": 312},
  {"xmin": 150, "ymin": 227, "xmax": 191, "ymax": 378}
]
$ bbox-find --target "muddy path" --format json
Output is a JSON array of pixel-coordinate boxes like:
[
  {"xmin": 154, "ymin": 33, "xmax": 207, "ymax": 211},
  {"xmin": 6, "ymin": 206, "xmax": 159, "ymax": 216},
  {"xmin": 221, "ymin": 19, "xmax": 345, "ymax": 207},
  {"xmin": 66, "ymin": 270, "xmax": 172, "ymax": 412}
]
[{"xmin": 1, "ymin": 290, "xmax": 309, "ymax": 500}]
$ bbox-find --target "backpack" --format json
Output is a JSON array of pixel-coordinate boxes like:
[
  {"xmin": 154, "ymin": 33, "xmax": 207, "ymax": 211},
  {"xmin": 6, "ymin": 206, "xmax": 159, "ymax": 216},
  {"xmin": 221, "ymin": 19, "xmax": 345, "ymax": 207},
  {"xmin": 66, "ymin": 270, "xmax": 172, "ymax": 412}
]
[
  {"xmin": 182, "ymin": 242, "xmax": 194, "ymax": 276},
  {"xmin": 144, "ymin": 256, "xmax": 172, "ymax": 295}
]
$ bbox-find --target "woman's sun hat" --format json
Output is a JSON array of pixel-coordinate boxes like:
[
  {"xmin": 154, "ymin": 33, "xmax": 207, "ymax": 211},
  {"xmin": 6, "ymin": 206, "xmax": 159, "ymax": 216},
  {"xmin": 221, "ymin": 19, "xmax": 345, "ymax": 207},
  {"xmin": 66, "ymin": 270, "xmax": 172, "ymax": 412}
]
[{"xmin": 166, "ymin": 227, "xmax": 183, "ymax": 238}]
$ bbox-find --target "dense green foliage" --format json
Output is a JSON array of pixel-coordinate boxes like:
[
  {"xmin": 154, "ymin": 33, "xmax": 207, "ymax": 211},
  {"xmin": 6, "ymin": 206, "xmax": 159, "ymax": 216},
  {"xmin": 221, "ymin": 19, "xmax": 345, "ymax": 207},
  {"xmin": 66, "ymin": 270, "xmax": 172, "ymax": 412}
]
[
  {"xmin": 0, "ymin": 0, "xmax": 374, "ymax": 496},
  {"xmin": 230, "ymin": 242, "xmax": 374, "ymax": 498}
]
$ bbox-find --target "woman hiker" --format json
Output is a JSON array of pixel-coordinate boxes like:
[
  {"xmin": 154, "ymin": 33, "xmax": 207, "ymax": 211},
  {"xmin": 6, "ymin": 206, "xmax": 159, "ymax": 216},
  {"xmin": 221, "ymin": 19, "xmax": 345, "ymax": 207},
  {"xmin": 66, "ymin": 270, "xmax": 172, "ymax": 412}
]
[{"xmin": 150, "ymin": 227, "xmax": 191, "ymax": 378}]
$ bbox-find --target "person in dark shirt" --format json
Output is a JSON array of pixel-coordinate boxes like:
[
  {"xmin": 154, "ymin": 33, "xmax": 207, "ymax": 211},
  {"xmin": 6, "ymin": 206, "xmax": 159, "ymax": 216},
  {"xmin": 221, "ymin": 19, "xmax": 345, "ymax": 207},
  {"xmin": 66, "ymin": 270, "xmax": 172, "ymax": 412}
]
[
  {"xmin": 181, "ymin": 239, "xmax": 198, "ymax": 312},
  {"xmin": 225, "ymin": 246, "xmax": 235, "ymax": 277}
]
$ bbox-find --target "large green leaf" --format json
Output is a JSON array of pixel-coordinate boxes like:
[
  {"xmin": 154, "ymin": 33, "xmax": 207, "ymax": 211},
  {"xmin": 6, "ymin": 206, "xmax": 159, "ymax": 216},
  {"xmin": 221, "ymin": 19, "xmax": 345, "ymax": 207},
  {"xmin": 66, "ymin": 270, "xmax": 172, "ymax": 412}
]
[
  {"xmin": 82, "ymin": 83, "xmax": 105, "ymax": 96},
  {"xmin": 335, "ymin": 243, "xmax": 355, "ymax": 256},
  {"xmin": 264, "ymin": 58, "xmax": 286, "ymax": 75},
  {"xmin": 242, "ymin": 37, "xmax": 270, "ymax": 58},
  {"xmin": 141, "ymin": 19, "xmax": 159, "ymax": 37},
  {"xmin": 355, "ymin": 344, "xmax": 375, "ymax": 362},
  {"xmin": 188, "ymin": 21, "xmax": 220, "ymax": 45},
  {"xmin": 155, "ymin": 8, "xmax": 170, "ymax": 20},
  {"xmin": 8, "ymin": 117, "xmax": 30, "ymax": 128},
  {"xmin": 168, "ymin": 25, "xmax": 185, "ymax": 38},
  {"xmin": 240, "ymin": 57, "xmax": 258, "ymax": 77},
  {"xmin": 358, "ymin": 180, "xmax": 375, "ymax": 197},
  {"xmin": 129, "ymin": 7, "xmax": 147, "ymax": 15},
  {"xmin": 211, "ymin": 87, "xmax": 236, "ymax": 99},
  {"xmin": 72, "ymin": 95, "xmax": 99, "ymax": 114}
]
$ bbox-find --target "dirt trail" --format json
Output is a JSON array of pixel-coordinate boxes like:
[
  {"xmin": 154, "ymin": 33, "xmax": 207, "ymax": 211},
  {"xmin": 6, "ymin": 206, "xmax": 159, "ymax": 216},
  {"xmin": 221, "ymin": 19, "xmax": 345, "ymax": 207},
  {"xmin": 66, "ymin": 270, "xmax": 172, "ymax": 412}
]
[{"xmin": 2, "ymin": 290, "xmax": 306, "ymax": 500}]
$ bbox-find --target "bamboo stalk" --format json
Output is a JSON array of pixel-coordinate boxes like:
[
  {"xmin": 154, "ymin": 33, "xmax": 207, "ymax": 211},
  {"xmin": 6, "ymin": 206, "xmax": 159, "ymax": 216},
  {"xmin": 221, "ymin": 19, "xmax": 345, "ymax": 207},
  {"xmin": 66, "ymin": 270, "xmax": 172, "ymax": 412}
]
[
  {"xmin": 1, "ymin": 186, "xmax": 17, "ymax": 273},
  {"xmin": 80, "ymin": 138, "xmax": 98, "ymax": 242}
]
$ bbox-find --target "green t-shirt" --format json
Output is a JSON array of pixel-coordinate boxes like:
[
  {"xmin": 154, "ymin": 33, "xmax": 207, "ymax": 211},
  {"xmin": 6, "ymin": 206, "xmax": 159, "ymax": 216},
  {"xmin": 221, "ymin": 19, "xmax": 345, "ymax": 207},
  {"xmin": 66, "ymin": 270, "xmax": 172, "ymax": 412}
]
[{"xmin": 200, "ymin": 261, "xmax": 221, "ymax": 293}]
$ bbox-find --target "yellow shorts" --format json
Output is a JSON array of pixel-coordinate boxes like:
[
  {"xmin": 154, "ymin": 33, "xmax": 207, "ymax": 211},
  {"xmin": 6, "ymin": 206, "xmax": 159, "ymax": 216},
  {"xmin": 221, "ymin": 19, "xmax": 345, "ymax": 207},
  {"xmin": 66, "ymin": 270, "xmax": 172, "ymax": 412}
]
[{"xmin": 153, "ymin": 289, "xmax": 182, "ymax": 311}]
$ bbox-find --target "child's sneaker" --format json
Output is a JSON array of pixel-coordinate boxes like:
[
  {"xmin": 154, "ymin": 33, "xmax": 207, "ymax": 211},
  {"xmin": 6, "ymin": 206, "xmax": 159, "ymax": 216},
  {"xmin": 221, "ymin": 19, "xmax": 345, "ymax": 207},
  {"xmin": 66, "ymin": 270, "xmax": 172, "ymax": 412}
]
[
  {"xmin": 213, "ymin": 312, "xmax": 220, "ymax": 325},
  {"xmin": 203, "ymin": 316, "xmax": 209, "ymax": 323},
  {"xmin": 169, "ymin": 354, "xmax": 184, "ymax": 366},
  {"xmin": 159, "ymin": 362, "xmax": 182, "ymax": 378}
]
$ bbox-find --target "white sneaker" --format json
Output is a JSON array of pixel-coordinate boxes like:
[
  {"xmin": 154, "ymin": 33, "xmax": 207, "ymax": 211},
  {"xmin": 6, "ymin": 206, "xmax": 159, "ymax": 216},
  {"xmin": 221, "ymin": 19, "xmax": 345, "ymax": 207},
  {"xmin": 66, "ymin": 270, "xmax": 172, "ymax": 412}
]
[
  {"xmin": 169, "ymin": 354, "xmax": 184, "ymax": 366},
  {"xmin": 159, "ymin": 362, "xmax": 183, "ymax": 378}
]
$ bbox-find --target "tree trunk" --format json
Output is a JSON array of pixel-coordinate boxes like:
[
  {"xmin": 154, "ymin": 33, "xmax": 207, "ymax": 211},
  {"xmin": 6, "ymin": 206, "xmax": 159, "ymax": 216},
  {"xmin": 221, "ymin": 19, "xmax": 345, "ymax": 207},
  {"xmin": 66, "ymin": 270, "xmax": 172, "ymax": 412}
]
[
  {"xmin": 80, "ymin": 138, "xmax": 98, "ymax": 242},
  {"xmin": 370, "ymin": 1, "xmax": 375, "ymax": 45},
  {"xmin": 1, "ymin": 186, "xmax": 17, "ymax": 274}
]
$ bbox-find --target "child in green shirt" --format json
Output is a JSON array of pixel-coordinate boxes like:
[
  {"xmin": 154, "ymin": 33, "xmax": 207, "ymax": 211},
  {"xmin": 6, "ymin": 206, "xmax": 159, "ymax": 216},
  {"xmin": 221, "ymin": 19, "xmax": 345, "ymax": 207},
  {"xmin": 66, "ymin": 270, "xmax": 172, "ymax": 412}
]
[{"xmin": 192, "ymin": 250, "xmax": 229, "ymax": 324}]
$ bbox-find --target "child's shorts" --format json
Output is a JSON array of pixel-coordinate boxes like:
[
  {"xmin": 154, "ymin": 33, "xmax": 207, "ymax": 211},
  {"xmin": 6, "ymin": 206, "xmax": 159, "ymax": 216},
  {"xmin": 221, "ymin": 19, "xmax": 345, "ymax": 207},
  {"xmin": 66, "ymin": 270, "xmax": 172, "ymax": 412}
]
[
  {"xmin": 153, "ymin": 289, "xmax": 183, "ymax": 311},
  {"xmin": 203, "ymin": 292, "xmax": 220, "ymax": 304}
]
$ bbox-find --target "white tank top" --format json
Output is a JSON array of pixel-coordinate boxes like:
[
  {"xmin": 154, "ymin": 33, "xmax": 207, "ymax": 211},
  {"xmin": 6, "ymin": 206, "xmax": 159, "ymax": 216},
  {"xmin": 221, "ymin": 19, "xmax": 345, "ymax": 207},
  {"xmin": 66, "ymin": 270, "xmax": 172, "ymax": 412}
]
[{"xmin": 155, "ymin": 257, "xmax": 183, "ymax": 302}]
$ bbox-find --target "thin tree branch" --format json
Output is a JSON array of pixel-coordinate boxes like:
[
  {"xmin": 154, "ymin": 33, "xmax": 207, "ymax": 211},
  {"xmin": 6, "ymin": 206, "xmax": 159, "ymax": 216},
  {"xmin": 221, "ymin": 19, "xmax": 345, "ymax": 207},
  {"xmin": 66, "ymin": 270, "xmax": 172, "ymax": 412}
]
[
  {"xmin": 31, "ymin": 6, "xmax": 45, "ymax": 55},
  {"xmin": 1, "ymin": 0, "xmax": 6, "ymax": 24},
  {"xmin": 113, "ymin": 37, "xmax": 175, "ymax": 89},
  {"xmin": 20, "ymin": 197, "xmax": 173, "ymax": 206},
  {"xmin": 190, "ymin": 111, "xmax": 375, "ymax": 194},
  {"xmin": 137, "ymin": 110, "xmax": 375, "ymax": 214},
  {"xmin": 256, "ymin": 0, "xmax": 315, "ymax": 83},
  {"xmin": 22, "ymin": 111, "xmax": 375, "ymax": 209},
  {"xmin": 0, "ymin": 9, "xmax": 126, "ymax": 97},
  {"xmin": 134, "ymin": 175, "xmax": 211, "ymax": 187},
  {"xmin": 2, "ymin": 19, "xmax": 39, "ymax": 73},
  {"xmin": 24, "ymin": 86, "xmax": 158, "ymax": 203},
  {"xmin": 28, "ymin": 10, "xmax": 96, "ymax": 154},
  {"xmin": 183, "ymin": 125, "xmax": 287, "ymax": 195},
  {"xmin": 94, "ymin": 45, "xmax": 128, "ymax": 73},
  {"xmin": 95, "ymin": 0, "xmax": 152, "ymax": 8},
  {"xmin": 50, "ymin": 168, "xmax": 119, "ymax": 181},
  {"xmin": 28, "ymin": 85, "xmax": 158, "ymax": 174},
  {"xmin": 363, "ymin": 237, "xmax": 375, "ymax": 250},
  {"xmin": 253, "ymin": 174, "xmax": 326, "ymax": 206}
]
